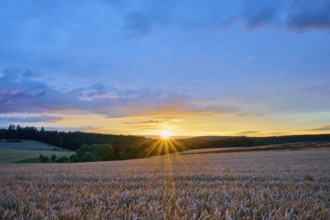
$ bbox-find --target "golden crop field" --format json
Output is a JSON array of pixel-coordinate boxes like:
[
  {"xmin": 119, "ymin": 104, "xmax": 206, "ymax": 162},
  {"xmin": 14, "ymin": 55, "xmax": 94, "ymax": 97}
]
[{"xmin": 0, "ymin": 149, "xmax": 329, "ymax": 219}]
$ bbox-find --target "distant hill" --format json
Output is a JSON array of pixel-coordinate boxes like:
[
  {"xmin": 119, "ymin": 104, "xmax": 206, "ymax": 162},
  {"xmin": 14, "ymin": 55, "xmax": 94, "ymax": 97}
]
[
  {"xmin": 184, "ymin": 136, "xmax": 232, "ymax": 141},
  {"xmin": 174, "ymin": 136, "xmax": 232, "ymax": 149},
  {"xmin": 0, "ymin": 139, "xmax": 66, "ymax": 151},
  {"xmin": 180, "ymin": 134, "xmax": 330, "ymax": 149},
  {"xmin": 179, "ymin": 136, "xmax": 232, "ymax": 143},
  {"xmin": 0, "ymin": 140, "xmax": 74, "ymax": 163}
]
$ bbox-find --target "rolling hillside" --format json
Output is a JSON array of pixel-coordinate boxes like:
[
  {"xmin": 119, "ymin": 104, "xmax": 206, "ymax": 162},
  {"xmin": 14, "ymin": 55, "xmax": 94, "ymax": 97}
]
[{"xmin": 0, "ymin": 140, "xmax": 74, "ymax": 163}]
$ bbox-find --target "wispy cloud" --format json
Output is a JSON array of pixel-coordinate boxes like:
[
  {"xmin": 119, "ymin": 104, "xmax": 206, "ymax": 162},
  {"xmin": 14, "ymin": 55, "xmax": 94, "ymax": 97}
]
[
  {"xmin": 308, "ymin": 125, "xmax": 330, "ymax": 131},
  {"xmin": 238, "ymin": 0, "xmax": 330, "ymax": 31},
  {"xmin": 0, "ymin": 115, "xmax": 62, "ymax": 123},
  {"xmin": 121, "ymin": 0, "xmax": 330, "ymax": 35},
  {"xmin": 236, "ymin": 130, "xmax": 260, "ymax": 136},
  {"xmin": 123, "ymin": 119, "xmax": 183, "ymax": 125},
  {"xmin": 236, "ymin": 130, "xmax": 293, "ymax": 136},
  {"xmin": 105, "ymin": 103, "xmax": 242, "ymax": 119},
  {"xmin": 0, "ymin": 68, "xmax": 177, "ymax": 114},
  {"xmin": 263, "ymin": 131, "xmax": 291, "ymax": 136},
  {"xmin": 121, "ymin": 0, "xmax": 175, "ymax": 37},
  {"xmin": 242, "ymin": 0, "xmax": 281, "ymax": 29},
  {"xmin": 287, "ymin": 0, "xmax": 330, "ymax": 31},
  {"xmin": 236, "ymin": 112, "xmax": 265, "ymax": 117},
  {"xmin": 0, "ymin": 68, "xmax": 248, "ymax": 118}
]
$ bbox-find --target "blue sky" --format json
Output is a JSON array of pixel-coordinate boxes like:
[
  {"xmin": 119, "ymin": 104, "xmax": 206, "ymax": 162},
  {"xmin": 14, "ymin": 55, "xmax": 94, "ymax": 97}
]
[{"xmin": 1, "ymin": 0, "xmax": 330, "ymax": 136}]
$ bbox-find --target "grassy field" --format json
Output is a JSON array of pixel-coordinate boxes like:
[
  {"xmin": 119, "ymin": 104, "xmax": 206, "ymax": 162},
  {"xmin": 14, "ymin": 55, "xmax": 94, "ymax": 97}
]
[
  {"xmin": 0, "ymin": 140, "xmax": 65, "ymax": 150},
  {"xmin": 0, "ymin": 149, "xmax": 75, "ymax": 163},
  {"xmin": 0, "ymin": 140, "xmax": 74, "ymax": 163},
  {"xmin": 0, "ymin": 149, "xmax": 329, "ymax": 219}
]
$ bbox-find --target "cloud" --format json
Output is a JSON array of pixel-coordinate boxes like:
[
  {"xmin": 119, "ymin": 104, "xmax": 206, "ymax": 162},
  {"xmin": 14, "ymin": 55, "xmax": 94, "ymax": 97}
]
[
  {"xmin": 105, "ymin": 103, "xmax": 242, "ymax": 118},
  {"xmin": 123, "ymin": 11, "xmax": 157, "ymax": 37},
  {"xmin": 121, "ymin": 0, "xmax": 330, "ymax": 35},
  {"xmin": 123, "ymin": 119, "xmax": 183, "ymax": 125},
  {"xmin": 122, "ymin": 0, "xmax": 175, "ymax": 37},
  {"xmin": 0, "ymin": 69, "xmax": 78, "ymax": 113},
  {"xmin": 264, "ymin": 131, "xmax": 291, "ymax": 136},
  {"xmin": 236, "ymin": 112, "xmax": 264, "ymax": 117},
  {"xmin": 236, "ymin": 130, "xmax": 294, "ymax": 136},
  {"xmin": 1, "ymin": 68, "xmax": 246, "ymax": 118},
  {"xmin": 235, "ymin": 130, "xmax": 260, "ymax": 136},
  {"xmin": 240, "ymin": 0, "xmax": 330, "ymax": 31},
  {"xmin": 308, "ymin": 125, "xmax": 330, "ymax": 131},
  {"xmin": 0, "ymin": 68, "xmax": 176, "ymax": 115},
  {"xmin": 124, "ymin": 120, "xmax": 165, "ymax": 125},
  {"xmin": 2, "ymin": 68, "xmax": 268, "ymax": 119},
  {"xmin": 287, "ymin": 0, "xmax": 330, "ymax": 31},
  {"xmin": 0, "ymin": 115, "xmax": 62, "ymax": 123},
  {"xmin": 242, "ymin": 0, "xmax": 281, "ymax": 28}
]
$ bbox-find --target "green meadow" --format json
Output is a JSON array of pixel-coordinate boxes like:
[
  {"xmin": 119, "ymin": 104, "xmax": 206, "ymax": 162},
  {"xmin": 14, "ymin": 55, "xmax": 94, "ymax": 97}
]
[{"xmin": 0, "ymin": 140, "xmax": 74, "ymax": 163}]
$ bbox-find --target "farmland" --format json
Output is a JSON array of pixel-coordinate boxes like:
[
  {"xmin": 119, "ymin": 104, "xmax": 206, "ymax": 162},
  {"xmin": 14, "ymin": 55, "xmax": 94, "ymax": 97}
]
[
  {"xmin": 0, "ymin": 140, "xmax": 74, "ymax": 163},
  {"xmin": 0, "ymin": 149, "xmax": 329, "ymax": 219},
  {"xmin": 0, "ymin": 140, "xmax": 65, "ymax": 151}
]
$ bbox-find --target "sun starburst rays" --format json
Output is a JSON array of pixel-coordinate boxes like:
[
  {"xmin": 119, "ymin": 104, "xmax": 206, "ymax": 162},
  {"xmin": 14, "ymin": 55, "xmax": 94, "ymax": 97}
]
[{"xmin": 132, "ymin": 131, "xmax": 215, "ymax": 197}]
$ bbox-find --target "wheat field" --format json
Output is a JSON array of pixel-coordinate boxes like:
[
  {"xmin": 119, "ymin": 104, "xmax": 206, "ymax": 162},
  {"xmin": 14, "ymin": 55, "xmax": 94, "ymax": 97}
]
[{"xmin": 0, "ymin": 149, "xmax": 329, "ymax": 219}]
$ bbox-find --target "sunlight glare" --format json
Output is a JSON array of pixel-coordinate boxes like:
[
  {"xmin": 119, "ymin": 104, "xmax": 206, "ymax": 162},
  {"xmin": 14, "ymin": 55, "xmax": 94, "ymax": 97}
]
[{"xmin": 160, "ymin": 130, "xmax": 172, "ymax": 139}]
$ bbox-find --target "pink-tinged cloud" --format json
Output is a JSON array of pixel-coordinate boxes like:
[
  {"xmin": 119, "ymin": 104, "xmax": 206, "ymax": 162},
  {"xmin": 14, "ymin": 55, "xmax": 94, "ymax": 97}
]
[{"xmin": 0, "ymin": 69, "xmax": 248, "ymax": 118}]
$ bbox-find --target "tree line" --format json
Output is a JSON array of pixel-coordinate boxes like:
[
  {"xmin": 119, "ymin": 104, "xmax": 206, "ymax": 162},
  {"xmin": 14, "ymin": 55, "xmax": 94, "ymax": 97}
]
[
  {"xmin": 0, "ymin": 125, "xmax": 188, "ymax": 162},
  {"xmin": 0, "ymin": 124, "xmax": 152, "ymax": 160},
  {"xmin": 38, "ymin": 144, "xmax": 115, "ymax": 163},
  {"xmin": 194, "ymin": 135, "xmax": 330, "ymax": 149}
]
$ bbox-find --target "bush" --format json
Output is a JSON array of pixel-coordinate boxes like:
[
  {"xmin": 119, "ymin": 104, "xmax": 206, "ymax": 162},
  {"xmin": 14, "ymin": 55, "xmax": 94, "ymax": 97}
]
[
  {"xmin": 39, "ymin": 155, "xmax": 50, "ymax": 163},
  {"xmin": 74, "ymin": 144, "xmax": 114, "ymax": 162},
  {"xmin": 69, "ymin": 154, "xmax": 79, "ymax": 162},
  {"xmin": 51, "ymin": 154, "xmax": 57, "ymax": 162},
  {"xmin": 56, "ymin": 156, "xmax": 69, "ymax": 163}
]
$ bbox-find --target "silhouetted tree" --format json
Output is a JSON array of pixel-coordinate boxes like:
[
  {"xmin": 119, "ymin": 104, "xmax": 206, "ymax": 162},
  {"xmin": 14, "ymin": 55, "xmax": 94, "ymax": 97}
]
[
  {"xmin": 56, "ymin": 156, "xmax": 69, "ymax": 163},
  {"xmin": 51, "ymin": 154, "xmax": 57, "ymax": 162},
  {"xmin": 39, "ymin": 155, "xmax": 50, "ymax": 163}
]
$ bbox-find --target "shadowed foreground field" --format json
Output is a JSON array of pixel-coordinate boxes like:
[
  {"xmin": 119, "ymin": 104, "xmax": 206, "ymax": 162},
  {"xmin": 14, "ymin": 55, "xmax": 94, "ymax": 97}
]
[{"xmin": 0, "ymin": 150, "xmax": 329, "ymax": 219}]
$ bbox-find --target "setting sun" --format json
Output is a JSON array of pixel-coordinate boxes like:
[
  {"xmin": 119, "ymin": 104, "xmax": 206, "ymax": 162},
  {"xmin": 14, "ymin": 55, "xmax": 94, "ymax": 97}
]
[{"xmin": 160, "ymin": 130, "xmax": 172, "ymax": 139}]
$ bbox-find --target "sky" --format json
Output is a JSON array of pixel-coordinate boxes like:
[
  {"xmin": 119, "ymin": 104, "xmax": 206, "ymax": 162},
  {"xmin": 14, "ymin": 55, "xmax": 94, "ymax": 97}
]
[{"xmin": 1, "ymin": 0, "xmax": 330, "ymax": 137}]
